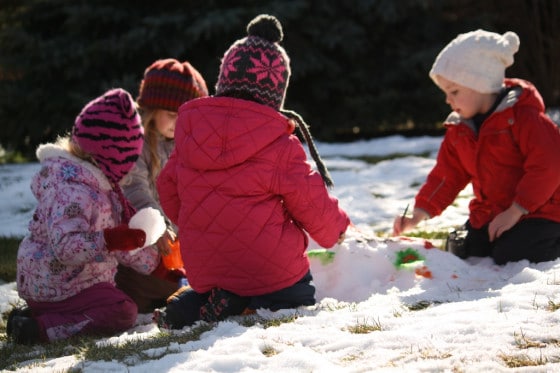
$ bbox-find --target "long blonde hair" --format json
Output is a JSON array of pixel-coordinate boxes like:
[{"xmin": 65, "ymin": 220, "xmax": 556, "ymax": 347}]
[{"xmin": 138, "ymin": 108, "xmax": 162, "ymax": 184}]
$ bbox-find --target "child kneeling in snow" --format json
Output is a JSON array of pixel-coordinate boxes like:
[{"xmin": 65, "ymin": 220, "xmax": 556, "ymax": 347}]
[
  {"xmin": 8, "ymin": 89, "xmax": 164, "ymax": 344},
  {"xmin": 393, "ymin": 30, "xmax": 560, "ymax": 265},
  {"xmin": 154, "ymin": 15, "xmax": 349, "ymax": 329}
]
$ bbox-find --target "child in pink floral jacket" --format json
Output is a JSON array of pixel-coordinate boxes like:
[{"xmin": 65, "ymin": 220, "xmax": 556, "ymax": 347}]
[{"xmin": 9, "ymin": 88, "xmax": 160, "ymax": 344}]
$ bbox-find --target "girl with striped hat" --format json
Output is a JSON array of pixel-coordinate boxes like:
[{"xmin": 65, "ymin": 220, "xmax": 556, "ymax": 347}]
[{"xmin": 9, "ymin": 88, "xmax": 160, "ymax": 344}]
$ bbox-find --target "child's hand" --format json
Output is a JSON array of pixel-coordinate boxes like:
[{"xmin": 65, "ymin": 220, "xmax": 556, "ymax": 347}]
[
  {"xmin": 393, "ymin": 216, "xmax": 413, "ymax": 236},
  {"xmin": 392, "ymin": 208, "xmax": 428, "ymax": 236},
  {"xmin": 488, "ymin": 204, "xmax": 525, "ymax": 241},
  {"xmin": 337, "ymin": 232, "xmax": 346, "ymax": 244},
  {"xmin": 104, "ymin": 224, "xmax": 146, "ymax": 252},
  {"xmin": 156, "ymin": 229, "xmax": 176, "ymax": 256}
]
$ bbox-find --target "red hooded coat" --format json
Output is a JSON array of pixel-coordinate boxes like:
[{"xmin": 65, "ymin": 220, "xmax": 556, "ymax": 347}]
[
  {"xmin": 157, "ymin": 97, "xmax": 350, "ymax": 296},
  {"xmin": 415, "ymin": 78, "xmax": 560, "ymax": 228}
]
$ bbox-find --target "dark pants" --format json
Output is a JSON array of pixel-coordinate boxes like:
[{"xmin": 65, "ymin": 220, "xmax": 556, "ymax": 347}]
[
  {"xmin": 448, "ymin": 218, "xmax": 560, "ymax": 265},
  {"xmin": 163, "ymin": 271, "xmax": 316, "ymax": 329},
  {"xmin": 115, "ymin": 264, "xmax": 179, "ymax": 313}
]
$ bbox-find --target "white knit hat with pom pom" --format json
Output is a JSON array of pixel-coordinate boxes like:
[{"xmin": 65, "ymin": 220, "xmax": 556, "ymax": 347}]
[{"xmin": 429, "ymin": 29, "xmax": 520, "ymax": 93}]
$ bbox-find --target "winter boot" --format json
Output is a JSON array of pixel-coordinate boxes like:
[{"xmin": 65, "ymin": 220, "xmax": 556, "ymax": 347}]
[
  {"xmin": 152, "ymin": 308, "xmax": 169, "ymax": 329},
  {"xmin": 445, "ymin": 226, "xmax": 468, "ymax": 259},
  {"xmin": 6, "ymin": 307, "xmax": 31, "ymax": 337},
  {"xmin": 10, "ymin": 316, "xmax": 40, "ymax": 345},
  {"xmin": 166, "ymin": 284, "xmax": 192, "ymax": 304},
  {"xmin": 199, "ymin": 288, "xmax": 249, "ymax": 323}
]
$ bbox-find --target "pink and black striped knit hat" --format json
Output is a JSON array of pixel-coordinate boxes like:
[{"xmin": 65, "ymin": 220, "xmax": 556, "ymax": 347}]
[
  {"xmin": 72, "ymin": 88, "xmax": 144, "ymax": 183},
  {"xmin": 137, "ymin": 58, "xmax": 208, "ymax": 112},
  {"xmin": 215, "ymin": 14, "xmax": 291, "ymax": 110}
]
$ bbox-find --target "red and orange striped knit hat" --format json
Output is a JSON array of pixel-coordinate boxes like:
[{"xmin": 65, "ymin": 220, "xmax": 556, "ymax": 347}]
[{"xmin": 137, "ymin": 58, "xmax": 208, "ymax": 112}]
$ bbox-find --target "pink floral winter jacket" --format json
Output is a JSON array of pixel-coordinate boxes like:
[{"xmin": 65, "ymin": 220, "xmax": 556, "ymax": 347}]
[
  {"xmin": 157, "ymin": 97, "xmax": 350, "ymax": 296},
  {"xmin": 17, "ymin": 144, "xmax": 160, "ymax": 303}
]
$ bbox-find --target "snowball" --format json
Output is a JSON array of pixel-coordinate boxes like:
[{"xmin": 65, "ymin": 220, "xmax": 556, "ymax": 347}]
[{"xmin": 129, "ymin": 207, "xmax": 166, "ymax": 247}]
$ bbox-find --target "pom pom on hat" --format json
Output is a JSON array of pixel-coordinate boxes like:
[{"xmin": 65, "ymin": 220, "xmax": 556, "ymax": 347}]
[
  {"xmin": 429, "ymin": 29, "xmax": 520, "ymax": 93},
  {"xmin": 137, "ymin": 58, "xmax": 208, "ymax": 112},
  {"xmin": 215, "ymin": 14, "xmax": 291, "ymax": 110},
  {"xmin": 72, "ymin": 88, "xmax": 144, "ymax": 183}
]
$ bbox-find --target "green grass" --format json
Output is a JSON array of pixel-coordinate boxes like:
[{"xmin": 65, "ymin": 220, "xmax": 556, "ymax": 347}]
[
  {"xmin": 0, "ymin": 323, "xmax": 215, "ymax": 371},
  {"xmin": 0, "ymin": 236, "xmax": 303, "ymax": 369},
  {"xmin": 347, "ymin": 317, "xmax": 383, "ymax": 334},
  {"xmin": 0, "ymin": 148, "xmax": 29, "ymax": 165},
  {"xmin": 0, "ymin": 313, "xmax": 302, "ymax": 370},
  {"xmin": 0, "ymin": 236, "xmax": 20, "ymax": 283},
  {"xmin": 374, "ymin": 228, "xmax": 452, "ymax": 250},
  {"xmin": 404, "ymin": 230, "xmax": 450, "ymax": 241}
]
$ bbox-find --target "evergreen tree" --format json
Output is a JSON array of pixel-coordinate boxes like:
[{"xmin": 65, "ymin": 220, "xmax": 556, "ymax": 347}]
[{"xmin": 0, "ymin": 0, "xmax": 557, "ymax": 159}]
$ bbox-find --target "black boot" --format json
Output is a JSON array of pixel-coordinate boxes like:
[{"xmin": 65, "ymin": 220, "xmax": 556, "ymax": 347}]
[
  {"xmin": 199, "ymin": 288, "xmax": 249, "ymax": 322},
  {"xmin": 445, "ymin": 226, "xmax": 468, "ymax": 259},
  {"xmin": 6, "ymin": 307, "xmax": 32, "ymax": 337},
  {"xmin": 11, "ymin": 316, "xmax": 40, "ymax": 345}
]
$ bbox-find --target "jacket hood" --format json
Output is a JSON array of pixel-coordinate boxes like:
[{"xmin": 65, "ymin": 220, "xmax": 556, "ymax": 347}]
[
  {"xmin": 34, "ymin": 142, "xmax": 112, "ymax": 195},
  {"xmin": 175, "ymin": 97, "xmax": 295, "ymax": 171}
]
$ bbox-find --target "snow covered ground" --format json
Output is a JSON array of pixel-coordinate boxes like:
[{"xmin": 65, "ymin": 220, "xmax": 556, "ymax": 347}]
[{"xmin": 1, "ymin": 132, "xmax": 560, "ymax": 372}]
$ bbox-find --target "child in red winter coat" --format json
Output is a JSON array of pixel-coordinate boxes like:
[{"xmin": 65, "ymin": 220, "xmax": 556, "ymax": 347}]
[
  {"xmin": 393, "ymin": 30, "xmax": 560, "ymax": 265},
  {"xmin": 154, "ymin": 14, "xmax": 350, "ymax": 329}
]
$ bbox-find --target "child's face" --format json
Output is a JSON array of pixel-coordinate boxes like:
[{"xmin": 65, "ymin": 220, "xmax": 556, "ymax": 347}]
[
  {"xmin": 436, "ymin": 76, "xmax": 495, "ymax": 119},
  {"xmin": 154, "ymin": 110, "xmax": 178, "ymax": 139}
]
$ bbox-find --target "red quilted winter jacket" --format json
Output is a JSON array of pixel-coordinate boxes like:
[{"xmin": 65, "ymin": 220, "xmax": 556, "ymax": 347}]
[
  {"xmin": 157, "ymin": 97, "xmax": 350, "ymax": 296},
  {"xmin": 415, "ymin": 78, "xmax": 560, "ymax": 229}
]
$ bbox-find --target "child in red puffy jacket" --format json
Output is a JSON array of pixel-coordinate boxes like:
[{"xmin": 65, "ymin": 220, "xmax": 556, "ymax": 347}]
[
  {"xmin": 155, "ymin": 14, "xmax": 350, "ymax": 329},
  {"xmin": 393, "ymin": 30, "xmax": 560, "ymax": 265}
]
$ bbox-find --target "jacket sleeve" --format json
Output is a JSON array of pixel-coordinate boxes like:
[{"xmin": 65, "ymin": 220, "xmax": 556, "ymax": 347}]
[
  {"xmin": 114, "ymin": 245, "xmax": 160, "ymax": 274},
  {"xmin": 122, "ymin": 144, "xmax": 161, "ymax": 212},
  {"xmin": 156, "ymin": 148, "xmax": 181, "ymax": 226},
  {"xmin": 511, "ymin": 107, "xmax": 560, "ymax": 212},
  {"xmin": 47, "ymin": 183, "xmax": 111, "ymax": 265},
  {"xmin": 273, "ymin": 136, "xmax": 350, "ymax": 248},
  {"xmin": 48, "ymin": 182, "xmax": 160, "ymax": 274},
  {"xmin": 414, "ymin": 129, "xmax": 471, "ymax": 218}
]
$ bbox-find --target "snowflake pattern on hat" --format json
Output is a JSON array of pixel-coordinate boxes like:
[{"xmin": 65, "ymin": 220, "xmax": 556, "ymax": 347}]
[
  {"xmin": 248, "ymin": 52, "xmax": 286, "ymax": 87},
  {"xmin": 216, "ymin": 16, "xmax": 291, "ymax": 110}
]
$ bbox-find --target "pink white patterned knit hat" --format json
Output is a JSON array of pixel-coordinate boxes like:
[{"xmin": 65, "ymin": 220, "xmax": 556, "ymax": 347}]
[
  {"xmin": 215, "ymin": 14, "xmax": 290, "ymax": 110},
  {"xmin": 72, "ymin": 88, "xmax": 144, "ymax": 183}
]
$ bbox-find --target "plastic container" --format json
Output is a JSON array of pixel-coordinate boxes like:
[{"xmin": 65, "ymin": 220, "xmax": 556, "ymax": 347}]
[{"xmin": 161, "ymin": 239, "xmax": 184, "ymax": 270}]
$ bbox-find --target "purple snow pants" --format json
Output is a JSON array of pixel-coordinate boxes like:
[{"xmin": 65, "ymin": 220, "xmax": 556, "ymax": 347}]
[{"xmin": 27, "ymin": 282, "xmax": 137, "ymax": 342}]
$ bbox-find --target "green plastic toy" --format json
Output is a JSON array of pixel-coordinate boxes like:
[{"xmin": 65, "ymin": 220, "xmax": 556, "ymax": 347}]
[{"xmin": 307, "ymin": 249, "xmax": 336, "ymax": 265}]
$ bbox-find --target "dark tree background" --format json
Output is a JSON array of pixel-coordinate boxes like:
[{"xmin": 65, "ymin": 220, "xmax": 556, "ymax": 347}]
[{"xmin": 0, "ymin": 0, "xmax": 558, "ymax": 160}]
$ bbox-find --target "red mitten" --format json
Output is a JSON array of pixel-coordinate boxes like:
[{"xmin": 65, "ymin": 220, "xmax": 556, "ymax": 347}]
[{"xmin": 104, "ymin": 224, "xmax": 146, "ymax": 252}]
